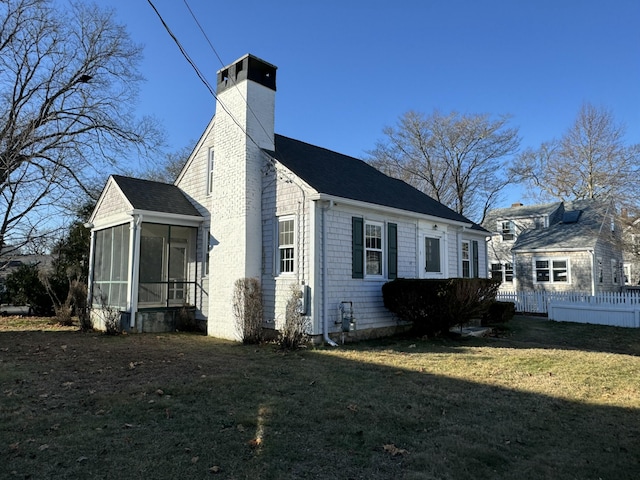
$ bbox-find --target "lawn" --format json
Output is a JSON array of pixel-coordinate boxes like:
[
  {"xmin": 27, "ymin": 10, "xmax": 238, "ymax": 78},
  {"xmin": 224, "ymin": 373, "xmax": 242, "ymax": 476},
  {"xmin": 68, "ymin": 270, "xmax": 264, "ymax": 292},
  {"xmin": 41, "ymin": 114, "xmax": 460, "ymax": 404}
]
[{"xmin": 1, "ymin": 315, "xmax": 639, "ymax": 479}]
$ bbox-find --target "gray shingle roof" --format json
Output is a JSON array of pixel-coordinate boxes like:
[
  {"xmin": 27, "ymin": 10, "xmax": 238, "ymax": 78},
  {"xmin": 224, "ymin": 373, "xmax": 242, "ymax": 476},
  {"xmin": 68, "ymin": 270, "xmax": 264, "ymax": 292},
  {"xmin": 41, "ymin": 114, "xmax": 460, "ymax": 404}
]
[
  {"xmin": 266, "ymin": 135, "xmax": 485, "ymax": 230},
  {"xmin": 112, "ymin": 175, "xmax": 202, "ymax": 217},
  {"xmin": 483, "ymin": 202, "xmax": 562, "ymax": 232},
  {"xmin": 512, "ymin": 199, "xmax": 609, "ymax": 251}
]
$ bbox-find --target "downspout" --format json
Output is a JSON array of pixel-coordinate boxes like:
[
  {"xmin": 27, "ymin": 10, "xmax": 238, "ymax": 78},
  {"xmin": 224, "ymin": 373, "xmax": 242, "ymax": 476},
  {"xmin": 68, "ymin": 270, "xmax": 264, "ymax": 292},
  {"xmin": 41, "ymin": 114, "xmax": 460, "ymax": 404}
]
[
  {"xmin": 321, "ymin": 200, "xmax": 338, "ymax": 347},
  {"xmin": 588, "ymin": 249, "xmax": 596, "ymax": 296}
]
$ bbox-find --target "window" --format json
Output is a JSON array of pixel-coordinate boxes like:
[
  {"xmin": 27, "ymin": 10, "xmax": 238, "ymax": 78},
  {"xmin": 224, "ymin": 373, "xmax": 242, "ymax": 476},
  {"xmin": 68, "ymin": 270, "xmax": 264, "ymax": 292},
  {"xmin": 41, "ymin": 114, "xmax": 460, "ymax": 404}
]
[
  {"xmin": 352, "ymin": 218, "xmax": 397, "ymax": 279},
  {"xmin": 278, "ymin": 217, "xmax": 295, "ymax": 274},
  {"xmin": 534, "ymin": 258, "xmax": 569, "ymax": 283},
  {"xmin": 365, "ymin": 221, "xmax": 383, "ymax": 276},
  {"xmin": 491, "ymin": 263, "xmax": 514, "ymax": 283},
  {"xmin": 490, "ymin": 263, "xmax": 502, "ymax": 281},
  {"xmin": 462, "ymin": 241, "xmax": 470, "ymax": 278},
  {"xmin": 500, "ymin": 220, "xmax": 514, "ymax": 241},
  {"xmin": 207, "ymin": 149, "xmax": 215, "ymax": 195},
  {"xmin": 612, "ymin": 259, "xmax": 619, "ymax": 284},
  {"xmin": 461, "ymin": 240, "xmax": 479, "ymax": 278},
  {"xmin": 505, "ymin": 262, "xmax": 514, "ymax": 282},
  {"xmin": 597, "ymin": 258, "xmax": 603, "ymax": 283},
  {"xmin": 624, "ymin": 263, "xmax": 631, "ymax": 284}
]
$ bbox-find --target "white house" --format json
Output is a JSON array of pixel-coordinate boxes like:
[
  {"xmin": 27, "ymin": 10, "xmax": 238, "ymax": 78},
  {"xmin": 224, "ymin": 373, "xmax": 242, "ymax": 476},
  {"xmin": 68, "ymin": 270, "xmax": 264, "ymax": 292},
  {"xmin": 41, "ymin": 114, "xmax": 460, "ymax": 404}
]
[{"xmin": 87, "ymin": 54, "xmax": 489, "ymax": 343}]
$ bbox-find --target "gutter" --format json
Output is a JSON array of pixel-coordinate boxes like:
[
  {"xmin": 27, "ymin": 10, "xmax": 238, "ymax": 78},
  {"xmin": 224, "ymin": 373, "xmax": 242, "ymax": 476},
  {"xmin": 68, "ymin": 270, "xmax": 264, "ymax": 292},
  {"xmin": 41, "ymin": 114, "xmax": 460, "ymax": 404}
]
[
  {"xmin": 308, "ymin": 193, "xmax": 473, "ymax": 230},
  {"xmin": 321, "ymin": 200, "xmax": 338, "ymax": 347}
]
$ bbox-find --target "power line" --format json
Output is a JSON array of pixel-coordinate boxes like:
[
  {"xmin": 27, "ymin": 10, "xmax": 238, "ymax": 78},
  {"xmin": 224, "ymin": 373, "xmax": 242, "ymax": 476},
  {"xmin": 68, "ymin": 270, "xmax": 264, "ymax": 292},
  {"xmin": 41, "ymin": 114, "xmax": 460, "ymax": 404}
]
[
  {"xmin": 182, "ymin": 0, "xmax": 278, "ymax": 154},
  {"xmin": 146, "ymin": 0, "xmax": 262, "ymax": 152}
]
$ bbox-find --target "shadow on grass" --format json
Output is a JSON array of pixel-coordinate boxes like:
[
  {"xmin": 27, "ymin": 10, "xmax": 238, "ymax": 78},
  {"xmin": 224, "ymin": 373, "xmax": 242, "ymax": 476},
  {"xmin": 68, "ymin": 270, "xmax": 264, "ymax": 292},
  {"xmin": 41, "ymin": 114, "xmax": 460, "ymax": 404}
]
[
  {"xmin": 1, "ymin": 328, "xmax": 639, "ymax": 479},
  {"xmin": 367, "ymin": 315, "xmax": 640, "ymax": 357}
]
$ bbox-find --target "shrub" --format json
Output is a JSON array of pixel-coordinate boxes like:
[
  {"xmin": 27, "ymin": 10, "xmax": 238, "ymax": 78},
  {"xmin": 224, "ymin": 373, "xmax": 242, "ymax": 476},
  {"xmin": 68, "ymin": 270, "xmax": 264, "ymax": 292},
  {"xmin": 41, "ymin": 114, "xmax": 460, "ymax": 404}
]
[
  {"xmin": 481, "ymin": 301, "xmax": 515, "ymax": 326},
  {"xmin": 277, "ymin": 285, "xmax": 310, "ymax": 350},
  {"xmin": 5, "ymin": 263, "xmax": 54, "ymax": 315},
  {"xmin": 382, "ymin": 278, "xmax": 501, "ymax": 337},
  {"xmin": 232, "ymin": 277, "xmax": 264, "ymax": 344}
]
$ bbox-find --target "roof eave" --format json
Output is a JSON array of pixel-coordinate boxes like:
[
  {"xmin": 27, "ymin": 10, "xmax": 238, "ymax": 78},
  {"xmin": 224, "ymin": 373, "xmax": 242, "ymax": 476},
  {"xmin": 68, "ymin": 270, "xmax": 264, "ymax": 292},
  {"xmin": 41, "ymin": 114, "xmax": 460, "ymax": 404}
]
[
  {"xmin": 309, "ymin": 193, "xmax": 474, "ymax": 229},
  {"xmin": 127, "ymin": 209, "xmax": 204, "ymax": 226}
]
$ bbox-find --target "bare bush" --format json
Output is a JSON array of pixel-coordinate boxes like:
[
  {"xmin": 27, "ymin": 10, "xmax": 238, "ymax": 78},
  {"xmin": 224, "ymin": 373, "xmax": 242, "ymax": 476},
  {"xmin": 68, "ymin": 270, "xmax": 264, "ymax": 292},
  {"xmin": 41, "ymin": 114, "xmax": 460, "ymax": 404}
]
[
  {"xmin": 277, "ymin": 285, "xmax": 310, "ymax": 350},
  {"xmin": 232, "ymin": 278, "xmax": 264, "ymax": 344}
]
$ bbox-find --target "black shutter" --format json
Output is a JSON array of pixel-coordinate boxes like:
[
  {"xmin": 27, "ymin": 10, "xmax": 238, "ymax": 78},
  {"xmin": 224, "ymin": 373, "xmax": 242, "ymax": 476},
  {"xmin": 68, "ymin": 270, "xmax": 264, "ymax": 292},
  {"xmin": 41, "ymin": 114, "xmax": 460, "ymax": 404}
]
[
  {"xmin": 472, "ymin": 240, "xmax": 479, "ymax": 278},
  {"xmin": 387, "ymin": 223, "xmax": 398, "ymax": 279},
  {"xmin": 352, "ymin": 217, "xmax": 364, "ymax": 279}
]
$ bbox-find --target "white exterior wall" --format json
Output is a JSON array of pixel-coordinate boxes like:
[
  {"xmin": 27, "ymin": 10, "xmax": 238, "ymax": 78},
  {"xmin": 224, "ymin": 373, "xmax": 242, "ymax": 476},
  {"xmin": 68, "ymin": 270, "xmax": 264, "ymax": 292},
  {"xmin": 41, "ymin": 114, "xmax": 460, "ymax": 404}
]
[
  {"xmin": 175, "ymin": 120, "xmax": 215, "ymax": 322},
  {"xmin": 261, "ymin": 164, "xmax": 314, "ymax": 330},
  {"xmin": 313, "ymin": 204, "xmax": 419, "ymax": 338},
  {"xmin": 207, "ymin": 72, "xmax": 275, "ymax": 340},
  {"xmin": 91, "ymin": 181, "xmax": 131, "ymax": 228}
]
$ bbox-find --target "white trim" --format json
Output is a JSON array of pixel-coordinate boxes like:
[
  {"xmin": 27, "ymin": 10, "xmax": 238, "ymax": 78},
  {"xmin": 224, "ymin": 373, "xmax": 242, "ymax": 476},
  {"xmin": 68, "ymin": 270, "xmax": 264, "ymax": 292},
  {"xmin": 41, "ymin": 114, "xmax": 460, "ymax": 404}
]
[
  {"xmin": 364, "ymin": 219, "xmax": 384, "ymax": 279},
  {"xmin": 308, "ymin": 193, "xmax": 473, "ymax": 229},
  {"xmin": 276, "ymin": 215, "xmax": 296, "ymax": 276},
  {"xmin": 533, "ymin": 256, "xmax": 571, "ymax": 284}
]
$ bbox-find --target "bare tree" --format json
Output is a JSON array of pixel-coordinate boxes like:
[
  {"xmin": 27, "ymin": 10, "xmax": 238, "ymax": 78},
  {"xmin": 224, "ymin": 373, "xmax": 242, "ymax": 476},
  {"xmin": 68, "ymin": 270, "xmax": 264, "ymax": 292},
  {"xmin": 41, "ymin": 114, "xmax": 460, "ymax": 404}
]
[
  {"xmin": 140, "ymin": 144, "xmax": 193, "ymax": 184},
  {"xmin": 367, "ymin": 110, "xmax": 520, "ymax": 223},
  {"xmin": 511, "ymin": 102, "xmax": 640, "ymax": 206},
  {"xmin": 0, "ymin": 0, "xmax": 164, "ymax": 254}
]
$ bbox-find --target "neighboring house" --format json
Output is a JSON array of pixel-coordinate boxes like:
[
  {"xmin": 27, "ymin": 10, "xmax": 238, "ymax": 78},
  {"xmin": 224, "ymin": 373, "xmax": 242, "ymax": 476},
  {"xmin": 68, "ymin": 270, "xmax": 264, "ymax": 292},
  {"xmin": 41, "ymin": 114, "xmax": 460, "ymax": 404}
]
[
  {"xmin": 86, "ymin": 53, "xmax": 489, "ymax": 342},
  {"xmin": 483, "ymin": 200, "xmax": 624, "ymax": 294},
  {"xmin": 620, "ymin": 212, "xmax": 640, "ymax": 286}
]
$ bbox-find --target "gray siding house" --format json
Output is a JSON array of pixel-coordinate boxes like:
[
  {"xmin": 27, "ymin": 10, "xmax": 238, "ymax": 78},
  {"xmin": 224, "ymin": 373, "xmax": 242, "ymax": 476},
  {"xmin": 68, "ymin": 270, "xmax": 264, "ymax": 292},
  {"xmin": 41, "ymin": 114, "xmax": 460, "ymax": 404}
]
[
  {"xmin": 87, "ymin": 54, "xmax": 489, "ymax": 342},
  {"xmin": 484, "ymin": 200, "xmax": 624, "ymax": 294}
]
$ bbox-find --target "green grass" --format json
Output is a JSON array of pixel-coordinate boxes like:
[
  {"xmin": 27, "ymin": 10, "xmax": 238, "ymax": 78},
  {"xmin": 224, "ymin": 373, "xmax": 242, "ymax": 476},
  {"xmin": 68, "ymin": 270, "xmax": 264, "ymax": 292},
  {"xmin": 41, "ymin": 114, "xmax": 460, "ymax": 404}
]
[{"xmin": 1, "ymin": 315, "xmax": 639, "ymax": 479}]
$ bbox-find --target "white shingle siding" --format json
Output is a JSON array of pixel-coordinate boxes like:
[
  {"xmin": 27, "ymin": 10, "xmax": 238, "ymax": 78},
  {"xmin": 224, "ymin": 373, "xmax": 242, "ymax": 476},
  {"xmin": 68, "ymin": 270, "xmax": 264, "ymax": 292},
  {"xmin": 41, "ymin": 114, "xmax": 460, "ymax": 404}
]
[
  {"xmin": 94, "ymin": 182, "xmax": 129, "ymax": 220},
  {"xmin": 261, "ymin": 163, "xmax": 314, "ymax": 330}
]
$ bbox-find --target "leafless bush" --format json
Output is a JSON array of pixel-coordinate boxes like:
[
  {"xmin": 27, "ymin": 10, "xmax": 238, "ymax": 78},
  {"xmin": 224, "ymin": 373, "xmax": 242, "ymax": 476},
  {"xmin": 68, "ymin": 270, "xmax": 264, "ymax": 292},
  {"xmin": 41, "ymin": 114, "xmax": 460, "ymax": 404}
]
[
  {"xmin": 232, "ymin": 278, "xmax": 264, "ymax": 344},
  {"xmin": 277, "ymin": 285, "xmax": 310, "ymax": 350},
  {"xmin": 98, "ymin": 295, "xmax": 122, "ymax": 335}
]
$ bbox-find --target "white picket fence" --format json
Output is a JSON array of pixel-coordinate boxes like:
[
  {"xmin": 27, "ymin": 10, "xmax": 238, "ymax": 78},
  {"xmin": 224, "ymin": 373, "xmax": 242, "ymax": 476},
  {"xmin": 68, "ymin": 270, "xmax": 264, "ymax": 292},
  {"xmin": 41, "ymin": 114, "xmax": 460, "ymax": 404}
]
[{"xmin": 496, "ymin": 290, "xmax": 640, "ymax": 328}]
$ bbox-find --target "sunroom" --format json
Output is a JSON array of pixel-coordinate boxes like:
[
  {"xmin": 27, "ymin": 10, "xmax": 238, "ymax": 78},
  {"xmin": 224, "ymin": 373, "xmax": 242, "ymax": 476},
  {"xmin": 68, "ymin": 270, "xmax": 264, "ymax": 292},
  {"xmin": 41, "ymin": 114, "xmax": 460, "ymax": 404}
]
[{"xmin": 87, "ymin": 176, "xmax": 204, "ymax": 332}]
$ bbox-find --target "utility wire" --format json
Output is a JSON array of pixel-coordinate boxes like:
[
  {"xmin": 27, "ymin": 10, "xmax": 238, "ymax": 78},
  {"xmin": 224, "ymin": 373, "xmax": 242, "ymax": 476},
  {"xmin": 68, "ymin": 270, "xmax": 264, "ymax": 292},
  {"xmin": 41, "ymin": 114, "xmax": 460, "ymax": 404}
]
[
  {"xmin": 146, "ymin": 0, "xmax": 263, "ymax": 152},
  {"xmin": 182, "ymin": 0, "xmax": 278, "ymax": 154}
]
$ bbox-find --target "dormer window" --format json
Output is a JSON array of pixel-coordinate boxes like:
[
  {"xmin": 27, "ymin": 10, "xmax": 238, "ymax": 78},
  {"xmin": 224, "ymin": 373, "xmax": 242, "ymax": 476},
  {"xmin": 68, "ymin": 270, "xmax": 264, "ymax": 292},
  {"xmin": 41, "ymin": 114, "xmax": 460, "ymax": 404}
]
[{"xmin": 500, "ymin": 220, "xmax": 514, "ymax": 241}]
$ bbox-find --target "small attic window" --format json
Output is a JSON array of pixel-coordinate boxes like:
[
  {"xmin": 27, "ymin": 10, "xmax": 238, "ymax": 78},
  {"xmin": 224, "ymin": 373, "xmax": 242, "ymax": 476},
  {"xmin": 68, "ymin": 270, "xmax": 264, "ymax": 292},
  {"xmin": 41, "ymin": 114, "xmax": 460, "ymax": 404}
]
[
  {"xmin": 562, "ymin": 210, "xmax": 582, "ymax": 224},
  {"xmin": 221, "ymin": 68, "xmax": 229, "ymax": 82}
]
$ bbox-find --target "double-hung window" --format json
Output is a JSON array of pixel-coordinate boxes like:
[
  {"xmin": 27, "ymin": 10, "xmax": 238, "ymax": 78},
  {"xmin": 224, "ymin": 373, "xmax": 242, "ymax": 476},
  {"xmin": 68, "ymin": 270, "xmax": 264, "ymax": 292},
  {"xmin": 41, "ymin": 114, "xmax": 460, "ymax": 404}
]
[
  {"xmin": 352, "ymin": 217, "xmax": 397, "ymax": 279},
  {"xmin": 500, "ymin": 220, "xmax": 514, "ymax": 241},
  {"xmin": 461, "ymin": 240, "xmax": 479, "ymax": 278},
  {"xmin": 534, "ymin": 258, "xmax": 569, "ymax": 283},
  {"xmin": 278, "ymin": 217, "xmax": 295, "ymax": 274},
  {"xmin": 365, "ymin": 221, "xmax": 383, "ymax": 276},
  {"xmin": 461, "ymin": 241, "xmax": 471, "ymax": 278},
  {"xmin": 491, "ymin": 263, "xmax": 513, "ymax": 283},
  {"xmin": 612, "ymin": 259, "xmax": 619, "ymax": 284}
]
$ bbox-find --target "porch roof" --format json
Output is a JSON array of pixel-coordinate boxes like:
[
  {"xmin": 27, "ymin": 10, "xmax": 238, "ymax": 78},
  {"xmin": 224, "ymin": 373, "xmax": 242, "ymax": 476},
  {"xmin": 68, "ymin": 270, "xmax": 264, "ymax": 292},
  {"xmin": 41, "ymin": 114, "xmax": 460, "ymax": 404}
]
[{"xmin": 111, "ymin": 175, "xmax": 202, "ymax": 218}]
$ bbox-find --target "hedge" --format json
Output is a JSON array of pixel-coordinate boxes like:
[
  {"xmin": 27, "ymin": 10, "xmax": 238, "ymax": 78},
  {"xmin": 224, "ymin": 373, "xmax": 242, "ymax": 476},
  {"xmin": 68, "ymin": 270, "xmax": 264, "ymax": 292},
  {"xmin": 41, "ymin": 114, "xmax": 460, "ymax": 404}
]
[{"xmin": 382, "ymin": 278, "xmax": 501, "ymax": 337}]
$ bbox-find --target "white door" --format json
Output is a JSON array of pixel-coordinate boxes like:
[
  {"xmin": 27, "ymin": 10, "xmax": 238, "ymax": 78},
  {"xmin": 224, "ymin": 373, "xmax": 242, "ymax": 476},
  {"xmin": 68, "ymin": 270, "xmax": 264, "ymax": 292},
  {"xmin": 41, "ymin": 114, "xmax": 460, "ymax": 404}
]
[{"xmin": 419, "ymin": 230, "xmax": 446, "ymax": 278}]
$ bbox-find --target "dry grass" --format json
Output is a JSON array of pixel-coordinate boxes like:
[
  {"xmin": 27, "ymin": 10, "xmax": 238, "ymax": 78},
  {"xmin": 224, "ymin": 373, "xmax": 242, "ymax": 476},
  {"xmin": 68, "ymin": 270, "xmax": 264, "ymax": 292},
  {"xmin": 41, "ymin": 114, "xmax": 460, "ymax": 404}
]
[{"xmin": 1, "ymin": 315, "xmax": 639, "ymax": 479}]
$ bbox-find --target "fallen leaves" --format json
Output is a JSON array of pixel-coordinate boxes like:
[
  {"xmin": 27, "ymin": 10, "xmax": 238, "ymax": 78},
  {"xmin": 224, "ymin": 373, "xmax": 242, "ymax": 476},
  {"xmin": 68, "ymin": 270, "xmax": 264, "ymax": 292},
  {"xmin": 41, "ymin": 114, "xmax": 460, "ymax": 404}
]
[{"xmin": 383, "ymin": 443, "xmax": 409, "ymax": 456}]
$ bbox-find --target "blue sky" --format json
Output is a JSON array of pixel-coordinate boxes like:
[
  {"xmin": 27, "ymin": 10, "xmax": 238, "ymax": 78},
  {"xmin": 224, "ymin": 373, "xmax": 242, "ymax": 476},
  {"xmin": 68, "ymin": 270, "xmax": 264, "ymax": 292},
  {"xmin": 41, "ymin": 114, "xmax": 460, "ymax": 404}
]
[{"xmin": 106, "ymin": 0, "xmax": 639, "ymax": 207}]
